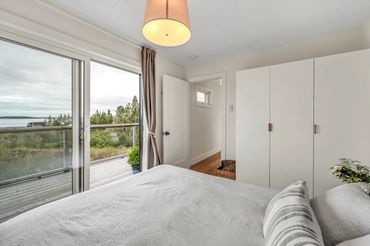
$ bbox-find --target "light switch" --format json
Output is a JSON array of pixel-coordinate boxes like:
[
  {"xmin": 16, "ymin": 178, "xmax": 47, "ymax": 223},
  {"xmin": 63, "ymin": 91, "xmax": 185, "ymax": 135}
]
[{"xmin": 229, "ymin": 105, "xmax": 234, "ymax": 112}]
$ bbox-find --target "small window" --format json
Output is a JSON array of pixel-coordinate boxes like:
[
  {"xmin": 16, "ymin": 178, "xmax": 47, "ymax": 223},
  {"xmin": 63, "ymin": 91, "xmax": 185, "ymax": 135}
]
[{"xmin": 196, "ymin": 89, "xmax": 211, "ymax": 107}]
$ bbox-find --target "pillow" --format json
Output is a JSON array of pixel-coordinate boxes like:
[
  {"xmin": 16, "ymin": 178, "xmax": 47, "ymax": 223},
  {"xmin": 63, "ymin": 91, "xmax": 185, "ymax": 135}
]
[
  {"xmin": 310, "ymin": 184, "xmax": 370, "ymax": 246},
  {"xmin": 263, "ymin": 181, "xmax": 324, "ymax": 246},
  {"xmin": 336, "ymin": 234, "xmax": 370, "ymax": 246}
]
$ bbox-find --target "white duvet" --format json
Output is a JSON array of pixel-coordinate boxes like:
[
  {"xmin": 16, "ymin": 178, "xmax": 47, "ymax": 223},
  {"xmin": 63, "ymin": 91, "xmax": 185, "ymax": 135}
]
[{"xmin": 0, "ymin": 165, "xmax": 277, "ymax": 246}]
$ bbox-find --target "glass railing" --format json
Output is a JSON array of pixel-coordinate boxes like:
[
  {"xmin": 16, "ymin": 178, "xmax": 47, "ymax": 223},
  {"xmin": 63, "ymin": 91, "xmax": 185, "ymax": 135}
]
[
  {"xmin": 0, "ymin": 123, "xmax": 139, "ymax": 186},
  {"xmin": 90, "ymin": 123, "xmax": 140, "ymax": 163}
]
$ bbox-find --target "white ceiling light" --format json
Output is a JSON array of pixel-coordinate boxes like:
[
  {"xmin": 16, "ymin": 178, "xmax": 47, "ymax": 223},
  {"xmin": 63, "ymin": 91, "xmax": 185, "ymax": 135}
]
[{"xmin": 142, "ymin": 0, "xmax": 191, "ymax": 47}]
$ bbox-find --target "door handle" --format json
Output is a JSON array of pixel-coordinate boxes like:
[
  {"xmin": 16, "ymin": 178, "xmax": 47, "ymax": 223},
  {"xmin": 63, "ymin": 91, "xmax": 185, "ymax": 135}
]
[{"xmin": 163, "ymin": 131, "xmax": 170, "ymax": 136}]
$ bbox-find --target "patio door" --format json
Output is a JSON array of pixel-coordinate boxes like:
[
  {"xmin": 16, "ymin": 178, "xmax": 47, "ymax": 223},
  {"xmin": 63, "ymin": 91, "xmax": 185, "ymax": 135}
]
[
  {"xmin": 87, "ymin": 61, "xmax": 141, "ymax": 190},
  {"xmin": 0, "ymin": 39, "xmax": 84, "ymax": 222}
]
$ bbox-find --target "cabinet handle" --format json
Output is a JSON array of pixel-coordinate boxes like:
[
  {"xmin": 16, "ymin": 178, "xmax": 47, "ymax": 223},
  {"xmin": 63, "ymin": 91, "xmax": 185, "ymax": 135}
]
[
  {"xmin": 268, "ymin": 123, "xmax": 273, "ymax": 132},
  {"xmin": 313, "ymin": 124, "xmax": 319, "ymax": 134}
]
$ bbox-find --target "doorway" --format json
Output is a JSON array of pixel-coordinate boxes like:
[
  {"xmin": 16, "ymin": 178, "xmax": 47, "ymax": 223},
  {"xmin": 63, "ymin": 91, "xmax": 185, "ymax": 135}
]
[{"xmin": 188, "ymin": 73, "xmax": 226, "ymax": 175}]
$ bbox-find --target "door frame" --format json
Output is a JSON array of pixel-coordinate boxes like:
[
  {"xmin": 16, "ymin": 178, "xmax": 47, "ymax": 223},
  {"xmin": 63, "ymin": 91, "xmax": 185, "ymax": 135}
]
[{"xmin": 188, "ymin": 72, "xmax": 227, "ymax": 162}]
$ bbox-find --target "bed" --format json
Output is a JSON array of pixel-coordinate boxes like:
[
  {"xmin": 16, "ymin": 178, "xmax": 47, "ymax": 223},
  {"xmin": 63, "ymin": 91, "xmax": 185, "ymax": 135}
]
[{"xmin": 0, "ymin": 165, "xmax": 277, "ymax": 246}]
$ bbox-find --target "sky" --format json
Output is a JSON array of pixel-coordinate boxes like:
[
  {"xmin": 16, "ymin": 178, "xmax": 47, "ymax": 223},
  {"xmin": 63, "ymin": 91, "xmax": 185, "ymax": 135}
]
[
  {"xmin": 0, "ymin": 40, "xmax": 140, "ymax": 118},
  {"xmin": 90, "ymin": 62, "xmax": 140, "ymax": 116}
]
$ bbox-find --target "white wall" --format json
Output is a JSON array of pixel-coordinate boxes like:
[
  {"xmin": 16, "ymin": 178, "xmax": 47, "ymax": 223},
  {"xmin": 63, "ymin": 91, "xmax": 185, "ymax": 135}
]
[
  {"xmin": 0, "ymin": 0, "xmax": 185, "ymax": 163},
  {"xmin": 186, "ymin": 27, "xmax": 368, "ymax": 160},
  {"xmin": 363, "ymin": 20, "xmax": 370, "ymax": 48},
  {"xmin": 189, "ymin": 79, "xmax": 222, "ymax": 164}
]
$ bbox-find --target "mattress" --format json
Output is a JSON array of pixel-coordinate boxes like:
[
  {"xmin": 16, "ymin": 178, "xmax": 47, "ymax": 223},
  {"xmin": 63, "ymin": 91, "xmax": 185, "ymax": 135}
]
[{"xmin": 0, "ymin": 165, "xmax": 277, "ymax": 246}]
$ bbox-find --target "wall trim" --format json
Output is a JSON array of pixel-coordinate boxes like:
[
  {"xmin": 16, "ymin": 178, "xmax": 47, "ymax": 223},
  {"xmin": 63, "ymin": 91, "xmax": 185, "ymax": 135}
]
[
  {"xmin": 190, "ymin": 148, "xmax": 221, "ymax": 166},
  {"xmin": 188, "ymin": 72, "xmax": 226, "ymax": 83},
  {"xmin": 0, "ymin": 8, "xmax": 141, "ymax": 74},
  {"xmin": 37, "ymin": 0, "xmax": 141, "ymax": 50}
]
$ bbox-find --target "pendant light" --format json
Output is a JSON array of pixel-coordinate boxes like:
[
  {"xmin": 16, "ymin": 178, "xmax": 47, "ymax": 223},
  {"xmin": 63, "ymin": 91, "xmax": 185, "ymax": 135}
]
[{"xmin": 142, "ymin": 0, "xmax": 191, "ymax": 47}]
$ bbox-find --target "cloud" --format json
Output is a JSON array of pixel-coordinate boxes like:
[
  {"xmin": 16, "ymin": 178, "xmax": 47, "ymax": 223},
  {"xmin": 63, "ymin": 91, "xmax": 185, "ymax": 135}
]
[
  {"xmin": 0, "ymin": 40, "xmax": 140, "ymax": 118},
  {"xmin": 90, "ymin": 96, "xmax": 133, "ymax": 115}
]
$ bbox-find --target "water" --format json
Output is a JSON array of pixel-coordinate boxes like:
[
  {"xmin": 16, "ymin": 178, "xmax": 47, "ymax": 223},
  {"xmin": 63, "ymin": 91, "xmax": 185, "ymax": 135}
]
[{"xmin": 0, "ymin": 118, "xmax": 46, "ymax": 128}]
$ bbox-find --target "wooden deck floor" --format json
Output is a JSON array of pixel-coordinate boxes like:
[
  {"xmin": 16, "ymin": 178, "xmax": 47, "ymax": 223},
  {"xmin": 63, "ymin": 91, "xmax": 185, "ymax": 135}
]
[
  {"xmin": 90, "ymin": 157, "xmax": 139, "ymax": 189},
  {"xmin": 0, "ymin": 156, "xmax": 138, "ymax": 223}
]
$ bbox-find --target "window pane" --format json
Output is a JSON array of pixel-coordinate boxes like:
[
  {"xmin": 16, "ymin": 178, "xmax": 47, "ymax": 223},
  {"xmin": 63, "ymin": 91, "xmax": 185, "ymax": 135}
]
[
  {"xmin": 0, "ymin": 40, "xmax": 73, "ymax": 222},
  {"xmin": 197, "ymin": 91, "xmax": 206, "ymax": 103},
  {"xmin": 205, "ymin": 92, "xmax": 210, "ymax": 103}
]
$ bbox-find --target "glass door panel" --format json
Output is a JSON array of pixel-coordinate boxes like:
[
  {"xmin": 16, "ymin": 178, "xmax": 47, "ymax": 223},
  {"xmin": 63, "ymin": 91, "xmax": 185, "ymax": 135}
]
[
  {"xmin": 89, "ymin": 61, "xmax": 140, "ymax": 189},
  {"xmin": 0, "ymin": 39, "xmax": 77, "ymax": 222}
]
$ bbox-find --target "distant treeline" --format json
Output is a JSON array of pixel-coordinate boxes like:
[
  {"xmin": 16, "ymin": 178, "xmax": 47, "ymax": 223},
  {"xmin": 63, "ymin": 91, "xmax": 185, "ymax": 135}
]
[{"xmin": 43, "ymin": 95, "xmax": 139, "ymax": 126}]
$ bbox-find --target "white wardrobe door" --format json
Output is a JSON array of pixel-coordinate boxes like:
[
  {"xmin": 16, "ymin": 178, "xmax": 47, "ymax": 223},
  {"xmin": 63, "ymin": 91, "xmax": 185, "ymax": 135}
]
[
  {"xmin": 315, "ymin": 49, "xmax": 370, "ymax": 195},
  {"xmin": 270, "ymin": 59, "xmax": 314, "ymax": 195},
  {"xmin": 236, "ymin": 67, "xmax": 270, "ymax": 186}
]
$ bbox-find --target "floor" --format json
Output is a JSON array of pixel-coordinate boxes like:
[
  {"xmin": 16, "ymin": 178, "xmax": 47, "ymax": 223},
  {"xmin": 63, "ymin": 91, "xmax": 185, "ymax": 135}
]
[
  {"xmin": 0, "ymin": 156, "xmax": 138, "ymax": 222},
  {"xmin": 190, "ymin": 152, "xmax": 222, "ymax": 177},
  {"xmin": 90, "ymin": 157, "xmax": 139, "ymax": 189}
]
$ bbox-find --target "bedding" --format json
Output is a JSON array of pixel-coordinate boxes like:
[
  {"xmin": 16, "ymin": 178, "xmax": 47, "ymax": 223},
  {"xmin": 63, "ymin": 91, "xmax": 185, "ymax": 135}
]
[
  {"xmin": 0, "ymin": 165, "xmax": 278, "ymax": 246},
  {"xmin": 336, "ymin": 234, "xmax": 370, "ymax": 246},
  {"xmin": 310, "ymin": 183, "xmax": 370, "ymax": 246},
  {"xmin": 263, "ymin": 181, "xmax": 324, "ymax": 246}
]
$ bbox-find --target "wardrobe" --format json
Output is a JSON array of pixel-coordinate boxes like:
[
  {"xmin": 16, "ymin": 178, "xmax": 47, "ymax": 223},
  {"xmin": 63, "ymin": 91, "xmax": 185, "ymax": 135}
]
[{"xmin": 236, "ymin": 49, "xmax": 370, "ymax": 196}]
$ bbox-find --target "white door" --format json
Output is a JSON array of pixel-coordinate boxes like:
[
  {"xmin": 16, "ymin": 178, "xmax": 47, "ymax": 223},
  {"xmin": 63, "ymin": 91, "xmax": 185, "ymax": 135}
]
[
  {"xmin": 162, "ymin": 75, "xmax": 189, "ymax": 167},
  {"xmin": 236, "ymin": 67, "xmax": 270, "ymax": 186},
  {"xmin": 315, "ymin": 49, "xmax": 370, "ymax": 195},
  {"xmin": 270, "ymin": 59, "xmax": 314, "ymax": 196}
]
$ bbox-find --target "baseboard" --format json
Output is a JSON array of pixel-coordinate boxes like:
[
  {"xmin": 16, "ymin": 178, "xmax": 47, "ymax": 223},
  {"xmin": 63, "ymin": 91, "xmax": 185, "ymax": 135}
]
[{"xmin": 190, "ymin": 148, "xmax": 221, "ymax": 166}]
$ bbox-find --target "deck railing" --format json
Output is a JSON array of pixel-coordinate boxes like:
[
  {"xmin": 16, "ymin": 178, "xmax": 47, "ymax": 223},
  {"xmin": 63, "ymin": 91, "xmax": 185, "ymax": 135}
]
[
  {"xmin": 91, "ymin": 123, "xmax": 139, "ymax": 147},
  {"xmin": 0, "ymin": 123, "xmax": 139, "ymax": 187}
]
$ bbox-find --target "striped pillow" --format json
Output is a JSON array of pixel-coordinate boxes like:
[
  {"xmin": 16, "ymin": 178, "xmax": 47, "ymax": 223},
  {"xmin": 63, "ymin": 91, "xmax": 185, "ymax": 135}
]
[{"xmin": 263, "ymin": 181, "xmax": 324, "ymax": 246}]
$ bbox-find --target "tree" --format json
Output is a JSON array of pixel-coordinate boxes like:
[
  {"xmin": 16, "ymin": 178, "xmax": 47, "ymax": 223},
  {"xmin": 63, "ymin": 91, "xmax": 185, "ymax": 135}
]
[
  {"xmin": 129, "ymin": 96, "xmax": 139, "ymax": 123},
  {"xmin": 107, "ymin": 109, "xmax": 114, "ymax": 124},
  {"xmin": 90, "ymin": 110, "xmax": 100, "ymax": 125},
  {"xmin": 47, "ymin": 114, "xmax": 72, "ymax": 126},
  {"xmin": 89, "ymin": 96, "xmax": 140, "ymax": 148},
  {"xmin": 90, "ymin": 110, "xmax": 113, "ymax": 125},
  {"xmin": 114, "ymin": 96, "xmax": 139, "ymax": 124}
]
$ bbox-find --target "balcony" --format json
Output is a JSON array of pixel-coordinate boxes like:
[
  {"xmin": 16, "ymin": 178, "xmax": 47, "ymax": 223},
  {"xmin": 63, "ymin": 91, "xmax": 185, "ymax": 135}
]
[{"xmin": 0, "ymin": 123, "xmax": 140, "ymax": 222}]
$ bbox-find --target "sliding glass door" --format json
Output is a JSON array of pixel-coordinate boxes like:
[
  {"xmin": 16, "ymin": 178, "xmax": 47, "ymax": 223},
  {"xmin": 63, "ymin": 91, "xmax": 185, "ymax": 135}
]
[
  {"xmin": 0, "ymin": 39, "xmax": 82, "ymax": 222},
  {"xmin": 89, "ymin": 62, "xmax": 141, "ymax": 189},
  {"xmin": 0, "ymin": 37, "xmax": 142, "ymax": 222}
]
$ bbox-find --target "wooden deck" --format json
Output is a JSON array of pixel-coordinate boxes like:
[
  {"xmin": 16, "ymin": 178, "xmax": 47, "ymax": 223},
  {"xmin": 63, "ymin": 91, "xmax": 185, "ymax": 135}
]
[
  {"xmin": 90, "ymin": 157, "xmax": 139, "ymax": 189},
  {"xmin": 0, "ymin": 156, "xmax": 138, "ymax": 223}
]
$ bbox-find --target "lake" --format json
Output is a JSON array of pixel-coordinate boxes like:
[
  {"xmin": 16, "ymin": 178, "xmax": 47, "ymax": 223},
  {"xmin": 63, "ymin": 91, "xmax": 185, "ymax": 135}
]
[{"xmin": 0, "ymin": 118, "xmax": 46, "ymax": 128}]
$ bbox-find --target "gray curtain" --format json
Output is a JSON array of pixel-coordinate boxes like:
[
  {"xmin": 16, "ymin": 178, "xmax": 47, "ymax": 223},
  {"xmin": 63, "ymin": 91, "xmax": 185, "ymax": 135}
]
[{"xmin": 141, "ymin": 46, "xmax": 161, "ymax": 168}]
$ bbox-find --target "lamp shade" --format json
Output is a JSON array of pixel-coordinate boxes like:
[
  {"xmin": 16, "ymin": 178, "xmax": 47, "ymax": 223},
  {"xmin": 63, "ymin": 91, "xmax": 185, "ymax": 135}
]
[{"xmin": 142, "ymin": 0, "xmax": 191, "ymax": 47}]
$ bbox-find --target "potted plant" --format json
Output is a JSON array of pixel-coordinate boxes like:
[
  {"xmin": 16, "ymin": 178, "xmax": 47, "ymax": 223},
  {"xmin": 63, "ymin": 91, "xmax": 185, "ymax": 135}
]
[
  {"xmin": 330, "ymin": 158, "xmax": 370, "ymax": 195},
  {"xmin": 128, "ymin": 146, "xmax": 140, "ymax": 170}
]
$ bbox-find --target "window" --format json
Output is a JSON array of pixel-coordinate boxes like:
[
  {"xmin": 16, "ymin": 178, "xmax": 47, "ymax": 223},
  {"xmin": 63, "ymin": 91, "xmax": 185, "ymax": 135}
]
[{"xmin": 196, "ymin": 89, "xmax": 211, "ymax": 106}]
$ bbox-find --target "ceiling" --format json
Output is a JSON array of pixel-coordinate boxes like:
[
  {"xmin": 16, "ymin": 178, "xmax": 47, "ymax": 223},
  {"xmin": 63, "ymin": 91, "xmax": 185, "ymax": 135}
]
[{"xmin": 45, "ymin": 0, "xmax": 370, "ymax": 67}]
